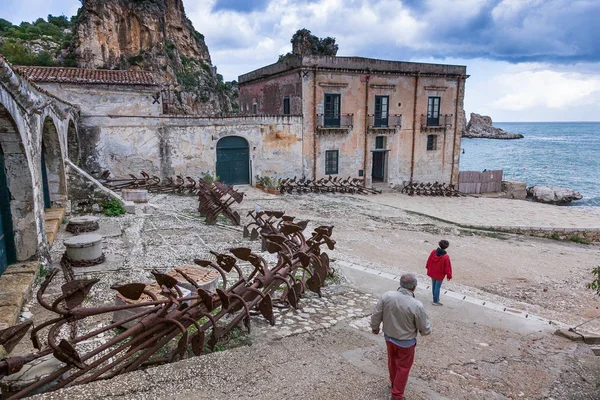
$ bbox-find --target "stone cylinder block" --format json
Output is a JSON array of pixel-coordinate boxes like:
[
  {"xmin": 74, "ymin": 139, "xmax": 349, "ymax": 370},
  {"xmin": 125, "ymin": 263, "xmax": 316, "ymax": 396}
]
[{"xmin": 63, "ymin": 234, "xmax": 103, "ymax": 261}]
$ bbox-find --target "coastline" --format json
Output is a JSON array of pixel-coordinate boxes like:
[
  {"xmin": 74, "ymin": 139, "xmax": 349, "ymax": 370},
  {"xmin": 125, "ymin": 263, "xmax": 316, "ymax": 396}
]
[{"xmin": 461, "ymin": 122, "xmax": 600, "ymax": 209}]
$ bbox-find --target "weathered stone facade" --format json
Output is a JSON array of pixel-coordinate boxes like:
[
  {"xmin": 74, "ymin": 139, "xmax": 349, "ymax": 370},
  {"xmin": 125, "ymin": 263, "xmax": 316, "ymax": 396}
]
[
  {"xmin": 25, "ymin": 69, "xmax": 303, "ymax": 184},
  {"xmin": 239, "ymin": 56, "xmax": 468, "ymax": 186},
  {"xmin": 0, "ymin": 57, "xmax": 79, "ymax": 266},
  {"xmin": 78, "ymin": 114, "xmax": 304, "ymax": 181}
]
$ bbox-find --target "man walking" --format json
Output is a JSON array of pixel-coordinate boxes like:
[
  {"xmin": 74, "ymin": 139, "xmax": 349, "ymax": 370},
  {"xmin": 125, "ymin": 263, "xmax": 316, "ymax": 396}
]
[
  {"xmin": 426, "ymin": 239, "xmax": 452, "ymax": 306},
  {"xmin": 371, "ymin": 274, "xmax": 432, "ymax": 400}
]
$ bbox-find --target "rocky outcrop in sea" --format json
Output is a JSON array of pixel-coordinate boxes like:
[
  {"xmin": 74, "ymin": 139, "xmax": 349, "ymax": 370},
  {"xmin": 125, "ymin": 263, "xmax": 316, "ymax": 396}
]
[
  {"xmin": 463, "ymin": 113, "xmax": 524, "ymax": 139},
  {"xmin": 527, "ymin": 185, "xmax": 583, "ymax": 205}
]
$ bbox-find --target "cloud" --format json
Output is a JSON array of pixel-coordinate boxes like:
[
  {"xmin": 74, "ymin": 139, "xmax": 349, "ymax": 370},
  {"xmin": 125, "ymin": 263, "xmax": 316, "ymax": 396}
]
[
  {"xmin": 3, "ymin": 0, "xmax": 600, "ymax": 121},
  {"xmin": 188, "ymin": 0, "xmax": 600, "ymax": 77},
  {"xmin": 491, "ymin": 69, "xmax": 600, "ymax": 110}
]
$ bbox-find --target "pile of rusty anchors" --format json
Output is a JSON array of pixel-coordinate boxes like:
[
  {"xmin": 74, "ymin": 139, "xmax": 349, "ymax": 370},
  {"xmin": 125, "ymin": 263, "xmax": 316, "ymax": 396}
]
[
  {"xmin": 197, "ymin": 180, "xmax": 244, "ymax": 225},
  {"xmin": 401, "ymin": 181, "xmax": 464, "ymax": 197},
  {"xmin": 244, "ymin": 210, "xmax": 308, "ymax": 250},
  {"xmin": 99, "ymin": 170, "xmax": 199, "ymax": 195},
  {"xmin": 0, "ymin": 222, "xmax": 335, "ymax": 399},
  {"xmin": 278, "ymin": 175, "xmax": 381, "ymax": 195}
]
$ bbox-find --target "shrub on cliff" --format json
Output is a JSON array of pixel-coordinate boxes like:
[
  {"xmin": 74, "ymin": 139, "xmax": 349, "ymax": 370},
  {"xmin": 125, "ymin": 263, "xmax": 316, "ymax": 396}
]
[{"xmin": 278, "ymin": 28, "xmax": 339, "ymax": 62}]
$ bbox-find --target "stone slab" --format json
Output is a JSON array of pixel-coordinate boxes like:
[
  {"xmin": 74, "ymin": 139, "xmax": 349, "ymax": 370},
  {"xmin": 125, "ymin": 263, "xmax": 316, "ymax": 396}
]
[
  {"xmin": 124, "ymin": 200, "xmax": 136, "ymax": 214},
  {"xmin": 0, "ymin": 291, "xmax": 24, "ymax": 308},
  {"xmin": 0, "ymin": 273, "xmax": 36, "ymax": 296},
  {"xmin": 0, "ymin": 305, "xmax": 21, "ymax": 330},
  {"xmin": 0, "ymin": 262, "xmax": 36, "ymax": 329},
  {"xmin": 122, "ymin": 189, "xmax": 149, "ymax": 203},
  {"xmin": 68, "ymin": 215, "xmax": 100, "ymax": 225},
  {"xmin": 0, "ymin": 354, "xmax": 64, "ymax": 395},
  {"xmin": 3, "ymin": 262, "xmax": 38, "ymax": 276},
  {"xmin": 555, "ymin": 329, "xmax": 585, "ymax": 342}
]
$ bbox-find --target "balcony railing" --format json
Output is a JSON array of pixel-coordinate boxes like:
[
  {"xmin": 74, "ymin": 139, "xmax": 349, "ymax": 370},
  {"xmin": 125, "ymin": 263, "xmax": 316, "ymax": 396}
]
[
  {"xmin": 316, "ymin": 113, "xmax": 354, "ymax": 128},
  {"xmin": 367, "ymin": 114, "xmax": 402, "ymax": 131},
  {"xmin": 316, "ymin": 113, "xmax": 354, "ymax": 134},
  {"xmin": 420, "ymin": 114, "xmax": 453, "ymax": 129}
]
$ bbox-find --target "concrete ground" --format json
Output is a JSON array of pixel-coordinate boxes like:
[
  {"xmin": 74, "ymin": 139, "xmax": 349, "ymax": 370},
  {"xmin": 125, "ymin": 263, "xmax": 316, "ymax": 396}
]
[{"xmin": 32, "ymin": 266, "xmax": 600, "ymax": 400}]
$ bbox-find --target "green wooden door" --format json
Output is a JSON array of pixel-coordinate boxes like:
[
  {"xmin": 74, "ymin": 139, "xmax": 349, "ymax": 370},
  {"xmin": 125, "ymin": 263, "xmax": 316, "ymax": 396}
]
[
  {"xmin": 0, "ymin": 147, "xmax": 17, "ymax": 274},
  {"xmin": 41, "ymin": 144, "xmax": 51, "ymax": 209},
  {"xmin": 372, "ymin": 136, "xmax": 386, "ymax": 182},
  {"xmin": 216, "ymin": 136, "xmax": 250, "ymax": 185}
]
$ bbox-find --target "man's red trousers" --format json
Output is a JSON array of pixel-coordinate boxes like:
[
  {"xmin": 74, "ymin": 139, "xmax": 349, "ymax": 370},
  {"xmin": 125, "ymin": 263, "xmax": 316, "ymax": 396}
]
[{"xmin": 386, "ymin": 341, "xmax": 416, "ymax": 400}]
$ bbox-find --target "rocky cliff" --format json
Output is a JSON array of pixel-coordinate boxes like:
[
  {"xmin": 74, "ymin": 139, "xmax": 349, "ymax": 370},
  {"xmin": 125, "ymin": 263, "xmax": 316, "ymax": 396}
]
[
  {"xmin": 463, "ymin": 113, "xmax": 524, "ymax": 139},
  {"xmin": 72, "ymin": 0, "xmax": 233, "ymax": 115}
]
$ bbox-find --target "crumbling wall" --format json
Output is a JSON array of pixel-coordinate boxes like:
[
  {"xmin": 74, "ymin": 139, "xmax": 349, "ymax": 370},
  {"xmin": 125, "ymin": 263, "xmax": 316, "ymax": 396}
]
[
  {"xmin": 80, "ymin": 115, "xmax": 304, "ymax": 184},
  {"xmin": 238, "ymin": 71, "xmax": 302, "ymax": 115}
]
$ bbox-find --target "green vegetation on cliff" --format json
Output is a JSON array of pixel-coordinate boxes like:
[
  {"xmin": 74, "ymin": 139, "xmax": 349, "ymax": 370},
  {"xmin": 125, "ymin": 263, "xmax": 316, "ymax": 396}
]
[
  {"xmin": 278, "ymin": 28, "xmax": 339, "ymax": 62},
  {"xmin": 0, "ymin": 14, "xmax": 78, "ymax": 66},
  {"xmin": 0, "ymin": 4, "xmax": 237, "ymax": 115}
]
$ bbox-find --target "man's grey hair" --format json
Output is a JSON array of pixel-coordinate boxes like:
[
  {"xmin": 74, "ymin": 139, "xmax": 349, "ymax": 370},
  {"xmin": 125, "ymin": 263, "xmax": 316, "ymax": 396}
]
[{"xmin": 400, "ymin": 273, "xmax": 418, "ymax": 290}]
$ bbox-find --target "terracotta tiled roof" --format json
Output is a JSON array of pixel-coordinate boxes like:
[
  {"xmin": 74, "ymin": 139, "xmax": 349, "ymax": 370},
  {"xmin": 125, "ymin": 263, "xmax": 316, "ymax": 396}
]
[{"xmin": 13, "ymin": 66, "xmax": 160, "ymax": 86}]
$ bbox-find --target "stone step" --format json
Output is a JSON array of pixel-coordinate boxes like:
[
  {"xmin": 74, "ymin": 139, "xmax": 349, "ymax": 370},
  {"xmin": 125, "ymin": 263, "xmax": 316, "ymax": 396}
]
[
  {"xmin": 0, "ymin": 262, "xmax": 38, "ymax": 331},
  {"xmin": 371, "ymin": 184, "xmax": 394, "ymax": 193},
  {"xmin": 44, "ymin": 207, "xmax": 65, "ymax": 222},
  {"xmin": 44, "ymin": 208, "xmax": 65, "ymax": 248}
]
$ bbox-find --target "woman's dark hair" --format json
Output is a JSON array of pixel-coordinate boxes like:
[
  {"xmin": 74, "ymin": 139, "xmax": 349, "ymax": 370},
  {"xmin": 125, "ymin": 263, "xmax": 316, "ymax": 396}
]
[{"xmin": 439, "ymin": 240, "xmax": 450, "ymax": 249}]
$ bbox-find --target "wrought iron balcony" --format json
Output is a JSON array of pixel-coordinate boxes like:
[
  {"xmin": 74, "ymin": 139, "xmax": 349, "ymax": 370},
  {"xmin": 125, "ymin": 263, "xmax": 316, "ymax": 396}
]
[
  {"xmin": 367, "ymin": 114, "xmax": 402, "ymax": 134},
  {"xmin": 316, "ymin": 113, "xmax": 353, "ymax": 134},
  {"xmin": 420, "ymin": 114, "xmax": 453, "ymax": 130}
]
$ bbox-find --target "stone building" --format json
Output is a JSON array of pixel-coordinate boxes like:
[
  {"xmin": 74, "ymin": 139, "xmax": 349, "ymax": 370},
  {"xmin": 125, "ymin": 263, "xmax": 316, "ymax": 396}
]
[
  {"xmin": 0, "ymin": 57, "xmax": 79, "ymax": 274},
  {"xmin": 0, "ymin": 55, "xmax": 468, "ymax": 274},
  {"xmin": 238, "ymin": 56, "xmax": 468, "ymax": 187},
  {"xmin": 16, "ymin": 66, "xmax": 304, "ymax": 188}
]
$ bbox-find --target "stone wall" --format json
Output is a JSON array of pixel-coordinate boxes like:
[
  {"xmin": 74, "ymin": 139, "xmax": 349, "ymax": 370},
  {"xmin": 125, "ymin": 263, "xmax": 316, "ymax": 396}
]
[
  {"xmin": 467, "ymin": 224, "xmax": 600, "ymax": 243},
  {"xmin": 66, "ymin": 163, "xmax": 115, "ymax": 214},
  {"xmin": 238, "ymin": 71, "xmax": 302, "ymax": 115},
  {"xmin": 79, "ymin": 115, "xmax": 304, "ymax": 183},
  {"xmin": 35, "ymin": 83, "xmax": 161, "ymax": 117}
]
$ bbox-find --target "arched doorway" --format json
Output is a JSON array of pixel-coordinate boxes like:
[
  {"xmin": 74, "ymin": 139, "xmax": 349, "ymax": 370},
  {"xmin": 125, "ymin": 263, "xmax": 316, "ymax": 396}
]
[
  {"xmin": 0, "ymin": 104, "xmax": 33, "ymax": 268},
  {"xmin": 216, "ymin": 136, "xmax": 250, "ymax": 185},
  {"xmin": 41, "ymin": 117, "xmax": 66, "ymax": 208},
  {"xmin": 0, "ymin": 144, "xmax": 16, "ymax": 273}
]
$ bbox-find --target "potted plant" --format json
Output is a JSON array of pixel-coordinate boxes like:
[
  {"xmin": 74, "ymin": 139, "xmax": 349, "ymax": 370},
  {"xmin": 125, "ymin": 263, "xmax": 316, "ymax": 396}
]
[
  {"xmin": 265, "ymin": 176, "xmax": 279, "ymax": 195},
  {"xmin": 255, "ymin": 175, "xmax": 265, "ymax": 191}
]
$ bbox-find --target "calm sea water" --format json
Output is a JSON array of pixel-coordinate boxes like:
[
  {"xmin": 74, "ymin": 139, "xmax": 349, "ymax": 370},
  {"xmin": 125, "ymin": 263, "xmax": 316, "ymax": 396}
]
[{"xmin": 460, "ymin": 122, "xmax": 600, "ymax": 213}]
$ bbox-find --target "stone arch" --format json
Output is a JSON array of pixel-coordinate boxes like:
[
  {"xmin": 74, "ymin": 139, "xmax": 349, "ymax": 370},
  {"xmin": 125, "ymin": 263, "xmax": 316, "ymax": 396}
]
[
  {"xmin": 41, "ymin": 116, "xmax": 67, "ymax": 208},
  {"xmin": 67, "ymin": 118, "xmax": 80, "ymax": 165},
  {"xmin": 216, "ymin": 136, "xmax": 250, "ymax": 185},
  {"xmin": 0, "ymin": 103, "xmax": 36, "ymax": 262}
]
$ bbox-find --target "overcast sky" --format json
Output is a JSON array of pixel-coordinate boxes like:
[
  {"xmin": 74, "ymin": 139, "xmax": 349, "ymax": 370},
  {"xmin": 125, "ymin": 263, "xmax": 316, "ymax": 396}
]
[{"xmin": 1, "ymin": 0, "xmax": 599, "ymax": 122}]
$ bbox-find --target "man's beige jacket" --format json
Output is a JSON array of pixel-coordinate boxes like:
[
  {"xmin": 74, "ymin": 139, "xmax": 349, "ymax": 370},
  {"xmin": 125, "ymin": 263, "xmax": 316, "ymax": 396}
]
[{"xmin": 370, "ymin": 288, "xmax": 432, "ymax": 341}]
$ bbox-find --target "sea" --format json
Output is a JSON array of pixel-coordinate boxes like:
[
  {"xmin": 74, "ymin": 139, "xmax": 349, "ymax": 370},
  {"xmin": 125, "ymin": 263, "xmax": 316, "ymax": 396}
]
[{"xmin": 460, "ymin": 122, "xmax": 600, "ymax": 215}]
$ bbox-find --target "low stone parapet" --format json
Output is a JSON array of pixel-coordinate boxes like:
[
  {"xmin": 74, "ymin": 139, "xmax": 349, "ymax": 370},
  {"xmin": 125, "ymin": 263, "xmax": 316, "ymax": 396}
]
[{"xmin": 467, "ymin": 224, "xmax": 600, "ymax": 243}]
